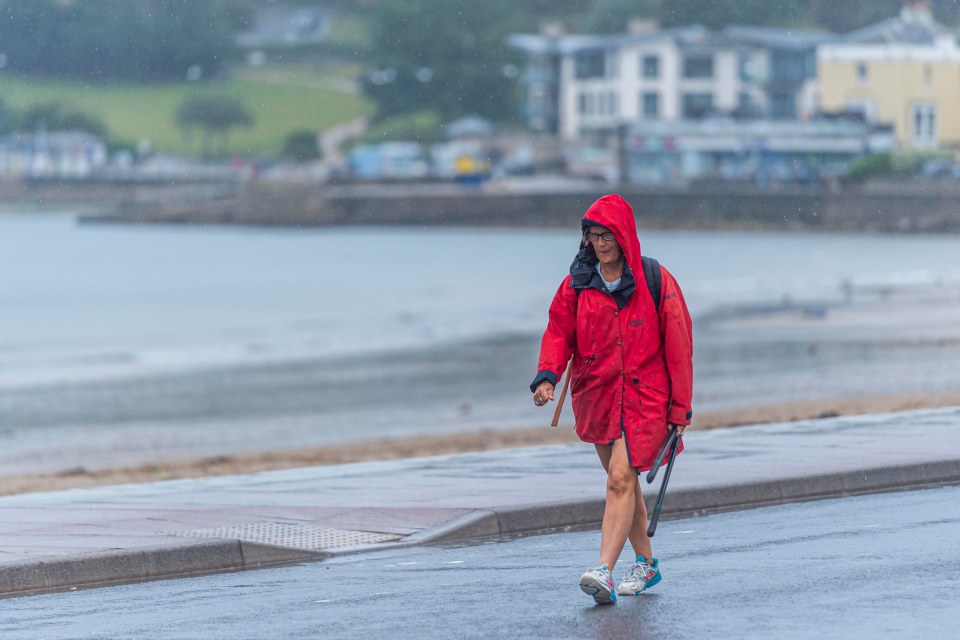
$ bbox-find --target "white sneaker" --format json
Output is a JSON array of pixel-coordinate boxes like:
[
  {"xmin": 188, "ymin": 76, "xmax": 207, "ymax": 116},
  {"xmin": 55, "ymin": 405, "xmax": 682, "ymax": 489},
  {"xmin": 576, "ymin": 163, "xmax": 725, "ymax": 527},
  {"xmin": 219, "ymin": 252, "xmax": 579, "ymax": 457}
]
[
  {"xmin": 617, "ymin": 556, "xmax": 661, "ymax": 595},
  {"xmin": 579, "ymin": 563, "xmax": 617, "ymax": 604}
]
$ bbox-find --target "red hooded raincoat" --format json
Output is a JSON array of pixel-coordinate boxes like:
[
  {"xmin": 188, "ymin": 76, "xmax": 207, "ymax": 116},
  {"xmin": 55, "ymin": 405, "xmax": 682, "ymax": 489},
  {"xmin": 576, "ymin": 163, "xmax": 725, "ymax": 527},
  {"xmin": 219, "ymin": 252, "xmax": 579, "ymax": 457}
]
[{"xmin": 533, "ymin": 195, "xmax": 693, "ymax": 471}]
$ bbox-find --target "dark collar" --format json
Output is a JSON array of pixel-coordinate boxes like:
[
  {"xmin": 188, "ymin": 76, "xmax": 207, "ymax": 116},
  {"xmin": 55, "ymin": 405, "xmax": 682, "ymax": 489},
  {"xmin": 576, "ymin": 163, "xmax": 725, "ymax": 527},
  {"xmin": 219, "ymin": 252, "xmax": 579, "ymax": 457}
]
[{"xmin": 569, "ymin": 247, "xmax": 635, "ymax": 310}]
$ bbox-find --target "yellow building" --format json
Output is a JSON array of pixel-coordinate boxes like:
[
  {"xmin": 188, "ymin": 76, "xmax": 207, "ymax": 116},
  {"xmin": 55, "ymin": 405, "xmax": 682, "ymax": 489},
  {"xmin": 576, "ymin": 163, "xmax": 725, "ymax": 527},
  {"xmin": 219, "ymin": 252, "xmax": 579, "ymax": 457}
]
[{"xmin": 818, "ymin": 1, "xmax": 960, "ymax": 150}]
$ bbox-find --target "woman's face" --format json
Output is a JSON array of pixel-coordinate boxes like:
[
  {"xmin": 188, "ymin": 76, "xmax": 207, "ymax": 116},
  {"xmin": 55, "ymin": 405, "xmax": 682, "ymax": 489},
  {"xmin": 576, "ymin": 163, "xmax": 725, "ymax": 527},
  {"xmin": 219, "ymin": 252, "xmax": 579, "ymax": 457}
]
[{"xmin": 585, "ymin": 225, "xmax": 621, "ymax": 265}]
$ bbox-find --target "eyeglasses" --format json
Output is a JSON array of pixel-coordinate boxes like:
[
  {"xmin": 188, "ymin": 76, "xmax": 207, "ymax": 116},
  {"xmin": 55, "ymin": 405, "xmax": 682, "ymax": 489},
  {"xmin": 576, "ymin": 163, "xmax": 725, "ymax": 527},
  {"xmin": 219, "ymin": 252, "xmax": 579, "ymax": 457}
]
[{"xmin": 584, "ymin": 231, "xmax": 615, "ymax": 243}]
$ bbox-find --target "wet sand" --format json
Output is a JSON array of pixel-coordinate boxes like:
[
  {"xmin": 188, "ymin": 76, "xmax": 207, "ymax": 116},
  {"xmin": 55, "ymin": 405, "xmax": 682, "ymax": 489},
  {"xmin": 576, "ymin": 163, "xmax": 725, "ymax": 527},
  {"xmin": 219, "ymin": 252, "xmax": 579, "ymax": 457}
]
[
  {"xmin": 4, "ymin": 386, "xmax": 960, "ymax": 496},
  {"xmin": 4, "ymin": 282, "xmax": 960, "ymax": 496}
]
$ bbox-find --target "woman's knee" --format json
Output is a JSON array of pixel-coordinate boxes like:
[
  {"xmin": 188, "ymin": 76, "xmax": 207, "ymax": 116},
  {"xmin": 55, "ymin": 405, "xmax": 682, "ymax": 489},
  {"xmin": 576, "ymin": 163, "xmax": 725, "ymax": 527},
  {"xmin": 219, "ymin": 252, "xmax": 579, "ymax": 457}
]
[{"xmin": 606, "ymin": 467, "xmax": 637, "ymax": 497}]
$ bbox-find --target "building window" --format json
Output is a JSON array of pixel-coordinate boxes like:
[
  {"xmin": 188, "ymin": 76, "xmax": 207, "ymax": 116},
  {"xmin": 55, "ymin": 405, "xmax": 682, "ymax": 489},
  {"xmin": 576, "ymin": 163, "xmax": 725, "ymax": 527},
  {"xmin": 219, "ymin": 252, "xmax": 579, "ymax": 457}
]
[
  {"xmin": 578, "ymin": 92, "xmax": 588, "ymax": 115},
  {"xmin": 682, "ymin": 93, "xmax": 713, "ymax": 119},
  {"xmin": 913, "ymin": 103, "xmax": 937, "ymax": 147},
  {"xmin": 609, "ymin": 91, "xmax": 620, "ymax": 117},
  {"xmin": 641, "ymin": 92, "xmax": 659, "ymax": 118},
  {"xmin": 683, "ymin": 55, "xmax": 713, "ymax": 79},
  {"xmin": 770, "ymin": 90, "xmax": 796, "ymax": 120},
  {"xmin": 856, "ymin": 62, "xmax": 868, "ymax": 83},
  {"xmin": 642, "ymin": 55, "xmax": 659, "ymax": 79},
  {"xmin": 575, "ymin": 49, "xmax": 606, "ymax": 79}
]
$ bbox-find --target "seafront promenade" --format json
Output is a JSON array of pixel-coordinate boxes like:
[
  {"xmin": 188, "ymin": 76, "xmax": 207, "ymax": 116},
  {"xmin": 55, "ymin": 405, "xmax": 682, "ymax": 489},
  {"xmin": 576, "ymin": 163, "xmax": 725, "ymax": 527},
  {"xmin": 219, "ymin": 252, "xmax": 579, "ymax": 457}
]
[{"xmin": 1, "ymin": 407, "xmax": 959, "ymax": 598}]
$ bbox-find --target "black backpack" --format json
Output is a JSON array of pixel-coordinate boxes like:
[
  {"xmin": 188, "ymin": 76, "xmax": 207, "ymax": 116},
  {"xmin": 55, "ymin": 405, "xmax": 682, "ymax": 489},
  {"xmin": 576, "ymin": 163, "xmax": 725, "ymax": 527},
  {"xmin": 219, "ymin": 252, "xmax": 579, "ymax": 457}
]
[{"xmin": 641, "ymin": 256, "xmax": 663, "ymax": 312}]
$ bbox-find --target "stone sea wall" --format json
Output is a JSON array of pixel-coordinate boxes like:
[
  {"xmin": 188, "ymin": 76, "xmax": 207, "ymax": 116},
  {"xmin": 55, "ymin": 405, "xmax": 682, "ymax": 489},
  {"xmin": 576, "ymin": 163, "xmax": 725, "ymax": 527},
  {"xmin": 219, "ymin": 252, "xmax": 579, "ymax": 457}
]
[{"xmin": 4, "ymin": 179, "xmax": 959, "ymax": 233}]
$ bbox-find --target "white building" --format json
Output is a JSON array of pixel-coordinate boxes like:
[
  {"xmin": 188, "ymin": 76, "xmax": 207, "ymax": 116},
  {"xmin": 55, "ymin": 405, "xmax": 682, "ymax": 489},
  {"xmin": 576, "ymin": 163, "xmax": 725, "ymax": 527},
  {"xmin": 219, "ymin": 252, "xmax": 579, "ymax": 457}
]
[
  {"xmin": 508, "ymin": 23, "xmax": 828, "ymax": 143},
  {"xmin": 0, "ymin": 131, "xmax": 108, "ymax": 179},
  {"xmin": 817, "ymin": 1, "xmax": 960, "ymax": 150}
]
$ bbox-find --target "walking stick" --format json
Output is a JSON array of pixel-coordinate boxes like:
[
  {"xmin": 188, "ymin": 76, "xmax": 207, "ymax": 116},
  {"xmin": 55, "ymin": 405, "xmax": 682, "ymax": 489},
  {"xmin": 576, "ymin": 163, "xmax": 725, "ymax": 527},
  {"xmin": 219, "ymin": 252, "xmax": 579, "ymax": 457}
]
[
  {"xmin": 550, "ymin": 357, "xmax": 573, "ymax": 427},
  {"xmin": 647, "ymin": 427, "xmax": 681, "ymax": 538}
]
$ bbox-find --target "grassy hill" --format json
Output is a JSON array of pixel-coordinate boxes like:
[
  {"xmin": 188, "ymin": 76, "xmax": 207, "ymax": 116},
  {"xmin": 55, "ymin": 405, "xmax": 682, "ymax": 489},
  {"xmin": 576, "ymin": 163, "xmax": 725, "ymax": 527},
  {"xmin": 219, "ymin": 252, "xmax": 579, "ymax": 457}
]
[{"xmin": 0, "ymin": 64, "xmax": 374, "ymax": 158}]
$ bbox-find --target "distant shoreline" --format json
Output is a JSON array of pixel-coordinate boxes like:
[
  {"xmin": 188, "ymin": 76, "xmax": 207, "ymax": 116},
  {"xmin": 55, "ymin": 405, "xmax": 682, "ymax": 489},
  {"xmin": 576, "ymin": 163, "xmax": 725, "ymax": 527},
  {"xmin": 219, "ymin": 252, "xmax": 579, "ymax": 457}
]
[{"xmin": 3, "ymin": 178, "xmax": 960, "ymax": 234}]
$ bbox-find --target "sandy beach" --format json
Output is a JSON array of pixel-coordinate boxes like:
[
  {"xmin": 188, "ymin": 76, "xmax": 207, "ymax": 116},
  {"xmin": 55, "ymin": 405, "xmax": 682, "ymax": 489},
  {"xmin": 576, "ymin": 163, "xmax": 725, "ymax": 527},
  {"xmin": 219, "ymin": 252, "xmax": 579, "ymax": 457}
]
[{"xmin": 4, "ymin": 386, "xmax": 960, "ymax": 496}]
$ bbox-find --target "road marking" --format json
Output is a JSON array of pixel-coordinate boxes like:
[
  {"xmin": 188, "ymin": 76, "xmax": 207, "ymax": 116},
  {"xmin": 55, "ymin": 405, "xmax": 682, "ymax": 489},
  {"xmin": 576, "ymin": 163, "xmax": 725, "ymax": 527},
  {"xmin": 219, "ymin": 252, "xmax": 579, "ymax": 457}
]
[
  {"xmin": 397, "ymin": 561, "xmax": 420, "ymax": 565},
  {"xmin": 675, "ymin": 530, "xmax": 696, "ymax": 534},
  {"xmin": 445, "ymin": 561, "xmax": 465, "ymax": 564}
]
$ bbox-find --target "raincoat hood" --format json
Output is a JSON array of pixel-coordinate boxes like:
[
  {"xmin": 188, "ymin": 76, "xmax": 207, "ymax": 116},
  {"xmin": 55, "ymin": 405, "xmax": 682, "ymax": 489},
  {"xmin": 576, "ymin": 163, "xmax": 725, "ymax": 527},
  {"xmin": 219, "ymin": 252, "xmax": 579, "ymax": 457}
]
[
  {"xmin": 580, "ymin": 194, "xmax": 641, "ymax": 271},
  {"xmin": 569, "ymin": 194, "xmax": 640, "ymax": 308}
]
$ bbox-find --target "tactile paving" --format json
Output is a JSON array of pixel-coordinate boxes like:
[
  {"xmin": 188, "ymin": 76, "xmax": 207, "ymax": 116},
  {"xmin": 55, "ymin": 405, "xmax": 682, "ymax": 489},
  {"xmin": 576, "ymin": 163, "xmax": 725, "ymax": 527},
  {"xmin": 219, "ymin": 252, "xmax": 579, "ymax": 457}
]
[{"xmin": 164, "ymin": 522, "xmax": 402, "ymax": 550}]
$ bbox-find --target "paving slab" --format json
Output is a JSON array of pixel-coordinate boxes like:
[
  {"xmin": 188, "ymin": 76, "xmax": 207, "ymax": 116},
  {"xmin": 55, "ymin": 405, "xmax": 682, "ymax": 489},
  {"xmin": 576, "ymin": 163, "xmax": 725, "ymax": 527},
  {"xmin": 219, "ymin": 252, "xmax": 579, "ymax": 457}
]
[{"xmin": 1, "ymin": 407, "xmax": 960, "ymax": 597}]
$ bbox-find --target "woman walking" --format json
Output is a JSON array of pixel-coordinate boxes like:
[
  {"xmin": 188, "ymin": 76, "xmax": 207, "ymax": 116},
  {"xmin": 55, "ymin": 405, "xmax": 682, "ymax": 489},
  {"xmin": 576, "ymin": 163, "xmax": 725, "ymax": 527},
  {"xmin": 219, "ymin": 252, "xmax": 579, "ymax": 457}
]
[{"xmin": 531, "ymin": 194, "xmax": 693, "ymax": 604}]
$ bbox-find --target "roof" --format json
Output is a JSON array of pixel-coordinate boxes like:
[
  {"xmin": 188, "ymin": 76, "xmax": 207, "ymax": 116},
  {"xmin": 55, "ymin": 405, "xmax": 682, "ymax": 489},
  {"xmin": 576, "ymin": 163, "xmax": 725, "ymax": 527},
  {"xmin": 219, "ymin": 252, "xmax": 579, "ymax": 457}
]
[
  {"xmin": 836, "ymin": 4, "xmax": 958, "ymax": 46},
  {"xmin": 509, "ymin": 23, "xmax": 836, "ymax": 56},
  {"xmin": 442, "ymin": 116, "xmax": 494, "ymax": 139},
  {"xmin": 506, "ymin": 26, "xmax": 710, "ymax": 55},
  {"xmin": 724, "ymin": 25, "xmax": 834, "ymax": 50}
]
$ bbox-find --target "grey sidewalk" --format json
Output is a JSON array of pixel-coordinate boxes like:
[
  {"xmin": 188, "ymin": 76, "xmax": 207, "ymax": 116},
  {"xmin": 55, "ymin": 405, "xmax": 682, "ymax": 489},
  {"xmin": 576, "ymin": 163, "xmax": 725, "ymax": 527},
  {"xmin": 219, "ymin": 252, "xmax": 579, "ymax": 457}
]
[{"xmin": 2, "ymin": 407, "xmax": 960, "ymax": 598}]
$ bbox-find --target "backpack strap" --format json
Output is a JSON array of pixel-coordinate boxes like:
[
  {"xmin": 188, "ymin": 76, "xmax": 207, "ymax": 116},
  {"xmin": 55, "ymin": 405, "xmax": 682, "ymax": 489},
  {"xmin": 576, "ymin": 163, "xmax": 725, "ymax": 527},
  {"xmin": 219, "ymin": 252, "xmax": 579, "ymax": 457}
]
[{"xmin": 641, "ymin": 255, "xmax": 662, "ymax": 312}]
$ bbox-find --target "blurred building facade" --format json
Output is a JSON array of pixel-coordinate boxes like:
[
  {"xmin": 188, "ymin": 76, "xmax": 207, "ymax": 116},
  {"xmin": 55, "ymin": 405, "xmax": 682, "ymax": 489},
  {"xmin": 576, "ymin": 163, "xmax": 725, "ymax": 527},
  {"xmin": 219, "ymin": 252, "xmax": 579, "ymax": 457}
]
[
  {"xmin": 0, "ymin": 131, "xmax": 107, "ymax": 179},
  {"xmin": 619, "ymin": 119, "xmax": 893, "ymax": 185},
  {"xmin": 508, "ymin": 23, "xmax": 828, "ymax": 142},
  {"xmin": 508, "ymin": 2, "xmax": 960, "ymax": 184},
  {"xmin": 818, "ymin": 0, "xmax": 960, "ymax": 150}
]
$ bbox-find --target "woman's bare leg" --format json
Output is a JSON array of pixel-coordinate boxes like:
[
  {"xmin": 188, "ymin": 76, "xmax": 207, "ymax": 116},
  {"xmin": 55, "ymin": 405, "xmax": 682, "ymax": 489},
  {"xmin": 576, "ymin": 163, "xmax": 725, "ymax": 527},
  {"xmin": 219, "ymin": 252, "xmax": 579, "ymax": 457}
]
[
  {"xmin": 627, "ymin": 485, "xmax": 652, "ymax": 561},
  {"xmin": 594, "ymin": 439, "xmax": 646, "ymax": 572}
]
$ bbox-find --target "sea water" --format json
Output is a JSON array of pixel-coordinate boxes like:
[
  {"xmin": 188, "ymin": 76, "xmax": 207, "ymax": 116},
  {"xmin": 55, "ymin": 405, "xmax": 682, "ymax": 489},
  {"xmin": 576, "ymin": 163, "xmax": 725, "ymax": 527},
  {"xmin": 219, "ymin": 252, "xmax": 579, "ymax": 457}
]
[{"xmin": 2, "ymin": 212, "xmax": 960, "ymax": 473}]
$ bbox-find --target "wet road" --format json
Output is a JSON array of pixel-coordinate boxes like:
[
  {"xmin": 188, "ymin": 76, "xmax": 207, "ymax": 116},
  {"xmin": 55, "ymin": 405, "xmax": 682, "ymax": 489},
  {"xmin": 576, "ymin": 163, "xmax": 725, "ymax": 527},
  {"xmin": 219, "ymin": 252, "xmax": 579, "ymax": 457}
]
[{"xmin": 3, "ymin": 486, "xmax": 958, "ymax": 639}]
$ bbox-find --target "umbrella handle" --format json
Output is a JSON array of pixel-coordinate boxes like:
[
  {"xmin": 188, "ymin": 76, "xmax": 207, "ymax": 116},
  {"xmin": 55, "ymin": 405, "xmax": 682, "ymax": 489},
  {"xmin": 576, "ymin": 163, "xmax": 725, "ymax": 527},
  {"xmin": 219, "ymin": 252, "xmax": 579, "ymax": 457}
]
[{"xmin": 646, "ymin": 426, "xmax": 678, "ymax": 483}]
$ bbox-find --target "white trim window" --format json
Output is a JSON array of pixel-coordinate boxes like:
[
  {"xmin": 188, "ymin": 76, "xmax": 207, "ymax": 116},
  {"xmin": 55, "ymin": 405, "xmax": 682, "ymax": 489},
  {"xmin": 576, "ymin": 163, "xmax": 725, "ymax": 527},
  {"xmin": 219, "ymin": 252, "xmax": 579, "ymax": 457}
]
[{"xmin": 912, "ymin": 102, "xmax": 937, "ymax": 148}]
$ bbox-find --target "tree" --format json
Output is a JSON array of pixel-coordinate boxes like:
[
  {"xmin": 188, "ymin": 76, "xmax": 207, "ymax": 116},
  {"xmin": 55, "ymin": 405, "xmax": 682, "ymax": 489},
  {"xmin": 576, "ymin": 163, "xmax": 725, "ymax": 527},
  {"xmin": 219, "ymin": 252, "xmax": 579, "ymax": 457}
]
[
  {"xmin": 805, "ymin": 0, "xmax": 905, "ymax": 33},
  {"xmin": 175, "ymin": 95, "xmax": 254, "ymax": 157},
  {"xmin": 363, "ymin": 0, "xmax": 522, "ymax": 122},
  {"xmin": 281, "ymin": 130, "xmax": 322, "ymax": 162},
  {"xmin": 18, "ymin": 103, "xmax": 108, "ymax": 138},
  {"xmin": 0, "ymin": 0, "xmax": 251, "ymax": 81},
  {"xmin": 583, "ymin": 0, "xmax": 662, "ymax": 33},
  {"xmin": 656, "ymin": 0, "xmax": 805, "ymax": 30}
]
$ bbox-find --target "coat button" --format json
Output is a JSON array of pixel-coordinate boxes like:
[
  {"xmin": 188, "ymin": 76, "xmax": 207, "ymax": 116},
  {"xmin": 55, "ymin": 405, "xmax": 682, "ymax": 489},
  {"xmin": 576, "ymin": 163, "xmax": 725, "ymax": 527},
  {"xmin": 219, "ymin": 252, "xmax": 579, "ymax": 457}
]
[
  {"xmin": 617, "ymin": 401, "xmax": 622, "ymax": 406},
  {"xmin": 614, "ymin": 311, "xmax": 619, "ymax": 316},
  {"xmin": 632, "ymin": 377, "xmax": 639, "ymax": 384},
  {"xmin": 617, "ymin": 340, "xmax": 622, "ymax": 346}
]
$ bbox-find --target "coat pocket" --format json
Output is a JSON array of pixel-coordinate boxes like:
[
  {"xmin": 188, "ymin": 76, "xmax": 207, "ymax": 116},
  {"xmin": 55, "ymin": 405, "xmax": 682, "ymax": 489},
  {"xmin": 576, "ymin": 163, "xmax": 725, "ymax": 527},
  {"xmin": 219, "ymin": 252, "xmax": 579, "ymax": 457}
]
[
  {"xmin": 571, "ymin": 354, "xmax": 595, "ymax": 418},
  {"xmin": 633, "ymin": 370, "xmax": 670, "ymax": 415}
]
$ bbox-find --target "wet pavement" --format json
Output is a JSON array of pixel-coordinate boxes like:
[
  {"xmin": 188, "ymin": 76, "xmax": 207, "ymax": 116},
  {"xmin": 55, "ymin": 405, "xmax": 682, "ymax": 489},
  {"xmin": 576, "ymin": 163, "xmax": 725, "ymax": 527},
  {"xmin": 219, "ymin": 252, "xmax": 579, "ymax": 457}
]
[
  {"xmin": 0, "ymin": 407, "xmax": 959, "ymax": 598},
  {"xmin": 3, "ymin": 485, "xmax": 958, "ymax": 639}
]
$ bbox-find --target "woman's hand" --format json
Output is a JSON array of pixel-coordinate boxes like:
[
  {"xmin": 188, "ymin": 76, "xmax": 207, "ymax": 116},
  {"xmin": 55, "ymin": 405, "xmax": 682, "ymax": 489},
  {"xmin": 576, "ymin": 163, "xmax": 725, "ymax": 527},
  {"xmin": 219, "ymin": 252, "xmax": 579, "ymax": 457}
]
[
  {"xmin": 533, "ymin": 382, "xmax": 555, "ymax": 407},
  {"xmin": 669, "ymin": 423, "xmax": 686, "ymax": 436}
]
